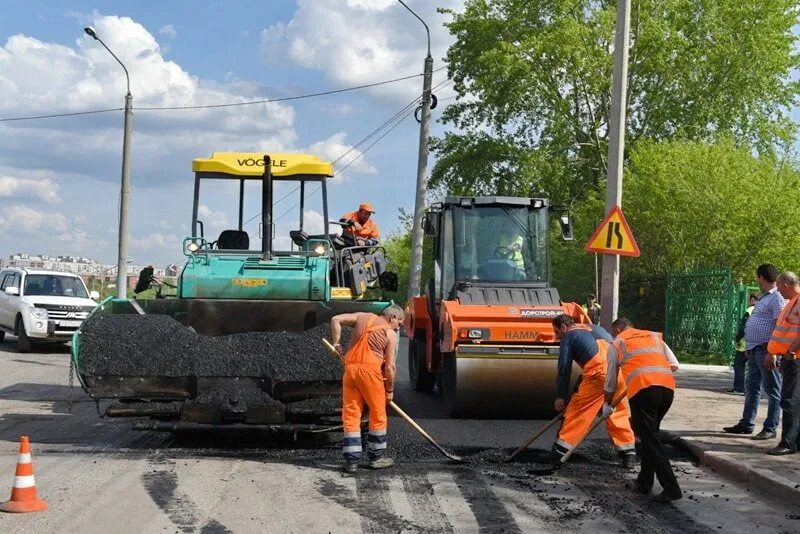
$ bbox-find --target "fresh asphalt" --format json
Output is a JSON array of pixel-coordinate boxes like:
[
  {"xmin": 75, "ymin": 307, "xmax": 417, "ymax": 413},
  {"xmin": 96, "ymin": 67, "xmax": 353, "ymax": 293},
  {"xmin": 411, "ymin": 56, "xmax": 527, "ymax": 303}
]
[{"xmin": 0, "ymin": 335, "xmax": 797, "ymax": 533}]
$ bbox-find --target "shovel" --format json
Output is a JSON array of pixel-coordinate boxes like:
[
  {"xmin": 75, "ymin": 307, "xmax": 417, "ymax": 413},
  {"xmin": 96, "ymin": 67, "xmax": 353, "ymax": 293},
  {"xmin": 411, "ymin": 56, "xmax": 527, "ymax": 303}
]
[
  {"xmin": 322, "ymin": 338, "xmax": 464, "ymax": 463},
  {"xmin": 503, "ymin": 412, "xmax": 564, "ymax": 463},
  {"xmin": 526, "ymin": 389, "xmax": 628, "ymax": 475}
]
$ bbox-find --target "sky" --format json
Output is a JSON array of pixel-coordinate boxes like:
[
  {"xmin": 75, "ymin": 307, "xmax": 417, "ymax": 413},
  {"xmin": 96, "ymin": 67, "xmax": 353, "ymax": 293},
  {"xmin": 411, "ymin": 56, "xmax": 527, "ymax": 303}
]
[{"xmin": 0, "ymin": 0, "xmax": 462, "ymax": 266}]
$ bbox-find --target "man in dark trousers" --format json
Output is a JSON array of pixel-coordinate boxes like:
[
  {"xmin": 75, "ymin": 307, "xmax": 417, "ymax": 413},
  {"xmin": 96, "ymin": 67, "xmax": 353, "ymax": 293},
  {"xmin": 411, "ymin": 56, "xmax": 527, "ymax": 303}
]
[
  {"xmin": 766, "ymin": 272, "xmax": 800, "ymax": 455},
  {"xmin": 605, "ymin": 318, "xmax": 681, "ymax": 502}
]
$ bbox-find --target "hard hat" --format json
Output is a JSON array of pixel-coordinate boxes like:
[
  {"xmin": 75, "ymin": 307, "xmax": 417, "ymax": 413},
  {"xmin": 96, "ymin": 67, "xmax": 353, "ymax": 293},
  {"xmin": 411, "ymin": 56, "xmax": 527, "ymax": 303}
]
[{"xmin": 359, "ymin": 202, "xmax": 375, "ymax": 213}]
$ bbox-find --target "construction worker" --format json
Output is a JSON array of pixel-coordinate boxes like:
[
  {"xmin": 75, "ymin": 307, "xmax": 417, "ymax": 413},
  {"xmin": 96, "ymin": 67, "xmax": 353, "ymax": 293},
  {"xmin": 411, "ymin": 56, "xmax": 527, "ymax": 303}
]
[
  {"xmin": 582, "ymin": 293, "xmax": 602, "ymax": 324},
  {"xmin": 330, "ymin": 304, "xmax": 404, "ymax": 473},
  {"xmin": 494, "ymin": 225, "xmax": 525, "ymax": 272},
  {"xmin": 605, "ymin": 318, "xmax": 681, "ymax": 503},
  {"xmin": 765, "ymin": 272, "xmax": 800, "ymax": 455},
  {"xmin": 339, "ymin": 202, "xmax": 380, "ymax": 246},
  {"xmin": 551, "ymin": 314, "xmax": 636, "ymax": 467}
]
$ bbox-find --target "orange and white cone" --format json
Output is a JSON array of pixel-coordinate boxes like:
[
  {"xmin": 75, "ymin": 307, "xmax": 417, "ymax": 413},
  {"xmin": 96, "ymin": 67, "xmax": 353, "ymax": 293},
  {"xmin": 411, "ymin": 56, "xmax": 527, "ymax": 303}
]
[{"xmin": 0, "ymin": 436, "xmax": 47, "ymax": 513}]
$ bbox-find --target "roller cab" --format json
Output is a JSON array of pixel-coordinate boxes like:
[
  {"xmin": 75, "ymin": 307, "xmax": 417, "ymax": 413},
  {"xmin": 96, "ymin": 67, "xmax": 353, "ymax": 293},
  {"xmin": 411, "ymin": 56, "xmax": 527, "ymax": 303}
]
[{"xmin": 405, "ymin": 196, "xmax": 588, "ymax": 418}]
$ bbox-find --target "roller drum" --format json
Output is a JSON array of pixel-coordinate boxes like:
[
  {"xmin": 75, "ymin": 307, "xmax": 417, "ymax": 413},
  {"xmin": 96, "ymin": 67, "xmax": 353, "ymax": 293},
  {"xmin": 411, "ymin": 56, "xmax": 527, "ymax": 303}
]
[{"xmin": 444, "ymin": 345, "xmax": 579, "ymax": 418}]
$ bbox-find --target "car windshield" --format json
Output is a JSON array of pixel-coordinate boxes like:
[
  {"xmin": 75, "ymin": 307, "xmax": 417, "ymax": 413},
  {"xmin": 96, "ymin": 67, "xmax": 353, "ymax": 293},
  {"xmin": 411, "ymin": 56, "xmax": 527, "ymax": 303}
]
[{"xmin": 24, "ymin": 275, "xmax": 89, "ymax": 298}]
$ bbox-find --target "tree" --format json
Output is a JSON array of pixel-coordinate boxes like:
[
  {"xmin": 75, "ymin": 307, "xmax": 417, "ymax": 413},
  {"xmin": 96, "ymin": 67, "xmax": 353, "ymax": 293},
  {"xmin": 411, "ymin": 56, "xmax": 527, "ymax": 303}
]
[
  {"xmin": 381, "ymin": 209, "xmax": 434, "ymax": 303},
  {"xmin": 433, "ymin": 0, "xmax": 800, "ymax": 202},
  {"xmin": 624, "ymin": 138, "xmax": 800, "ymax": 280}
]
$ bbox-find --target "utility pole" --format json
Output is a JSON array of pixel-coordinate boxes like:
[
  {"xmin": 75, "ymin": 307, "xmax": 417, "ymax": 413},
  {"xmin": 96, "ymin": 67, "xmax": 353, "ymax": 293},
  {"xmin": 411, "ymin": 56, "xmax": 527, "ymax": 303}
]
[
  {"xmin": 84, "ymin": 27, "xmax": 133, "ymax": 300},
  {"xmin": 399, "ymin": 0, "xmax": 433, "ymax": 301},
  {"xmin": 599, "ymin": 0, "xmax": 631, "ymax": 330}
]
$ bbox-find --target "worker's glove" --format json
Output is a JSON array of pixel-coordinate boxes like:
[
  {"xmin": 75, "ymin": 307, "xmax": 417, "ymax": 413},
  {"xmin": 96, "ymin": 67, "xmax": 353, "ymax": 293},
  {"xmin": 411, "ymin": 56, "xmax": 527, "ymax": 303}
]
[
  {"xmin": 385, "ymin": 390, "xmax": 394, "ymax": 404},
  {"xmin": 601, "ymin": 403, "xmax": 614, "ymax": 419}
]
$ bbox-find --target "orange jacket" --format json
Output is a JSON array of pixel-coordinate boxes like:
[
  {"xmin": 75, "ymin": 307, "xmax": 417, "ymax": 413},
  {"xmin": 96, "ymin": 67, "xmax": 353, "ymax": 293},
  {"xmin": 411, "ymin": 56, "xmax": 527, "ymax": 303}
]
[
  {"xmin": 611, "ymin": 328, "xmax": 675, "ymax": 399},
  {"xmin": 768, "ymin": 294, "xmax": 800, "ymax": 355},
  {"xmin": 340, "ymin": 211, "xmax": 380, "ymax": 241}
]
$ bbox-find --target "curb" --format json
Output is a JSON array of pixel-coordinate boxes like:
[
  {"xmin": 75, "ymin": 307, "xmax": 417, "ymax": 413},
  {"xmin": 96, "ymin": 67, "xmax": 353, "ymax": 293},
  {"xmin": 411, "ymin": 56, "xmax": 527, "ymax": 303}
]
[{"xmin": 664, "ymin": 431, "xmax": 800, "ymax": 507}]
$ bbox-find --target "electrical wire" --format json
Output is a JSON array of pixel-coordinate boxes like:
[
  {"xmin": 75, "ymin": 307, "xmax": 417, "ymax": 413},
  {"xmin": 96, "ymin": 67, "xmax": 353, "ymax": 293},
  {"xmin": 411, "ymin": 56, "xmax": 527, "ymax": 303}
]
[
  {"xmin": 0, "ymin": 73, "xmax": 423, "ymax": 122},
  {"xmin": 0, "ymin": 107, "xmax": 124, "ymax": 122},
  {"xmin": 272, "ymin": 106, "xmax": 416, "ymax": 224},
  {"xmin": 239, "ymin": 95, "xmax": 422, "ymax": 228}
]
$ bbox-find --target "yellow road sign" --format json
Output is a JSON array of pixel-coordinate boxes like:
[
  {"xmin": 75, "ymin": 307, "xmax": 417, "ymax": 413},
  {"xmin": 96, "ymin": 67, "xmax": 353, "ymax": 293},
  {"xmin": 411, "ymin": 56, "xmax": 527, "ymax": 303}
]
[{"xmin": 584, "ymin": 205, "xmax": 640, "ymax": 257}]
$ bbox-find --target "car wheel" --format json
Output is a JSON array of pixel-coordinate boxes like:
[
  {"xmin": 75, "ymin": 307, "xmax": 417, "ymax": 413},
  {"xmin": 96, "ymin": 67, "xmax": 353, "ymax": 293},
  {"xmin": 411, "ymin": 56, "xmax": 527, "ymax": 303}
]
[
  {"xmin": 16, "ymin": 318, "xmax": 31, "ymax": 353},
  {"xmin": 0, "ymin": 331, "xmax": 5, "ymax": 342}
]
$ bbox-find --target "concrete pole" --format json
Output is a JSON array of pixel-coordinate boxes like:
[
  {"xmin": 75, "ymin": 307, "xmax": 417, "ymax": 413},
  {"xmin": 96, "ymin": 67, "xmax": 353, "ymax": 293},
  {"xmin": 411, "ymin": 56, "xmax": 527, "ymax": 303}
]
[
  {"xmin": 599, "ymin": 0, "xmax": 631, "ymax": 330},
  {"xmin": 399, "ymin": 1, "xmax": 433, "ymax": 301},
  {"xmin": 117, "ymin": 92, "xmax": 133, "ymax": 299},
  {"xmin": 407, "ymin": 54, "xmax": 433, "ymax": 301},
  {"xmin": 83, "ymin": 28, "xmax": 133, "ymax": 300}
]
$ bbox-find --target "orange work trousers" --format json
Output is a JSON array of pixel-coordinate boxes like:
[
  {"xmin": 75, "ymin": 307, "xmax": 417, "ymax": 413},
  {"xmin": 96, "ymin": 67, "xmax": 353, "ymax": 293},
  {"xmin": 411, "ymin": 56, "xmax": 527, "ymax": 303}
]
[
  {"xmin": 554, "ymin": 342, "xmax": 635, "ymax": 456},
  {"xmin": 342, "ymin": 318, "xmax": 390, "ymax": 463}
]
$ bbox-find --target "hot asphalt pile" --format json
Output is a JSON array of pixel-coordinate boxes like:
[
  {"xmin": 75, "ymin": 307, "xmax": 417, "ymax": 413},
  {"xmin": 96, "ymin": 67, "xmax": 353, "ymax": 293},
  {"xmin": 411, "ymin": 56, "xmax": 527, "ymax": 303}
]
[{"xmin": 79, "ymin": 314, "xmax": 350, "ymax": 382}]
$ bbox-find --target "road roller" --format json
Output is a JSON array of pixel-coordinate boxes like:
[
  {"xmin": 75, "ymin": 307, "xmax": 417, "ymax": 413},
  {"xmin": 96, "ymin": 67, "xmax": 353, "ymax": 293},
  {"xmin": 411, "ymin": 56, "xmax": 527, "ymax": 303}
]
[{"xmin": 404, "ymin": 195, "xmax": 591, "ymax": 418}]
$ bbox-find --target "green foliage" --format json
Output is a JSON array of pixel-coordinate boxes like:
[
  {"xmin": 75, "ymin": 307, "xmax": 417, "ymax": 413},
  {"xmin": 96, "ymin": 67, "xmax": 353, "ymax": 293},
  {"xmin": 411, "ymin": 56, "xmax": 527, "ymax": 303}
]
[
  {"xmin": 624, "ymin": 138, "xmax": 800, "ymax": 280},
  {"xmin": 434, "ymin": 0, "xmax": 800, "ymax": 201},
  {"xmin": 381, "ymin": 208, "xmax": 434, "ymax": 304}
]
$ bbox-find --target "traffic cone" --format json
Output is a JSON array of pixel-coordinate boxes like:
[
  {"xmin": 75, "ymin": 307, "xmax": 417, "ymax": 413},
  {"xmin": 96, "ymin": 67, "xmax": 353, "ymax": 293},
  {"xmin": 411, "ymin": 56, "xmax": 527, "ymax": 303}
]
[{"xmin": 0, "ymin": 436, "xmax": 47, "ymax": 513}]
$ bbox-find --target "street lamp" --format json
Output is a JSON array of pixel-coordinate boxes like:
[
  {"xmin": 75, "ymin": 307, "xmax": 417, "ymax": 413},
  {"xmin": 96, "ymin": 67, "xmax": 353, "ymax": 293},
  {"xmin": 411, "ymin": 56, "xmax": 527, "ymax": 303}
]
[
  {"xmin": 84, "ymin": 26, "xmax": 133, "ymax": 300},
  {"xmin": 399, "ymin": 1, "xmax": 434, "ymax": 301}
]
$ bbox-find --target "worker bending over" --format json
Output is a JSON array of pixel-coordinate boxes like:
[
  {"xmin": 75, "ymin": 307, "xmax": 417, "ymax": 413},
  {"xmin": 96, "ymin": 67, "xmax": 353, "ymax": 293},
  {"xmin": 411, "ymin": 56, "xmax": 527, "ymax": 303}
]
[
  {"xmin": 339, "ymin": 202, "xmax": 380, "ymax": 246},
  {"xmin": 551, "ymin": 314, "xmax": 636, "ymax": 467},
  {"xmin": 330, "ymin": 305, "xmax": 404, "ymax": 473},
  {"xmin": 605, "ymin": 318, "xmax": 681, "ymax": 503}
]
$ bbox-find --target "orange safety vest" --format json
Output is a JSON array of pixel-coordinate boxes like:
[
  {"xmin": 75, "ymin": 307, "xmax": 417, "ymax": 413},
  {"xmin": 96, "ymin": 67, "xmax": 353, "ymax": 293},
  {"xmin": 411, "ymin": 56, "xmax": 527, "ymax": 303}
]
[
  {"xmin": 613, "ymin": 328, "xmax": 675, "ymax": 399},
  {"xmin": 340, "ymin": 211, "xmax": 380, "ymax": 241},
  {"xmin": 767, "ymin": 294, "xmax": 800, "ymax": 355}
]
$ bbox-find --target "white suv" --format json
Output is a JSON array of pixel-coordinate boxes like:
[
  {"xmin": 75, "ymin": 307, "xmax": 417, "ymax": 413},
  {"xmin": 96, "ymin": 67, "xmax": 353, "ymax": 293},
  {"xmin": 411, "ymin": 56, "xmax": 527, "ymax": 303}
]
[{"xmin": 0, "ymin": 268, "xmax": 99, "ymax": 352}]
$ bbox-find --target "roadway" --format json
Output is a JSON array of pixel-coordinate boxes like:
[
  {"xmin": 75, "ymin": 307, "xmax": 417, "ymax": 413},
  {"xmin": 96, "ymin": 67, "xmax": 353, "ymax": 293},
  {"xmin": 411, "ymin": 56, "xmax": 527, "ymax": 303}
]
[{"xmin": 0, "ymin": 335, "xmax": 796, "ymax": 533}]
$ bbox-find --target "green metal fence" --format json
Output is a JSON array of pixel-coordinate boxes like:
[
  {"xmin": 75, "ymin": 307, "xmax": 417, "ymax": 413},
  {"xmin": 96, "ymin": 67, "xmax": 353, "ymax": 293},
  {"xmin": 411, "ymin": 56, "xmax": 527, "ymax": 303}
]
[{"xmin": 664, "ymin": 268, "xmax": 755, "ymax": 364}]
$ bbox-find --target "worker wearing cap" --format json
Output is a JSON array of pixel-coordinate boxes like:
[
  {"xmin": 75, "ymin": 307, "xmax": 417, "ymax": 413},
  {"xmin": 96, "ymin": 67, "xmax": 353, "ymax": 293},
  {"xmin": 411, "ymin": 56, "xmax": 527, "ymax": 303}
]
[
  {"xmin": 331, "ymin": 304, "xmax": 404, "ymax": 473},
  {"xmin": 604, "ymin": 317, "xmax": 681, "ymax": 503},
  {"xmin": 551, "ymin": 314, "xmax": 636, "ymax": 468},
  {"xmin": 340, "ymin": 202, "xmax": 380, "ymax": 246}
]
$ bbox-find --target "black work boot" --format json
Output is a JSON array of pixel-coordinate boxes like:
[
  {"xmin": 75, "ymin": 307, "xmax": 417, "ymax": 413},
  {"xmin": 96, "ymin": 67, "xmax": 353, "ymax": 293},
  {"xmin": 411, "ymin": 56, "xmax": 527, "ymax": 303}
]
[
  {"xmin": 342, "ymin": 462, "xmax": 359, "ymax": 474},
  {"xmin": 621, "ymin": 453, "xmax": 638, "ymax": 470}
]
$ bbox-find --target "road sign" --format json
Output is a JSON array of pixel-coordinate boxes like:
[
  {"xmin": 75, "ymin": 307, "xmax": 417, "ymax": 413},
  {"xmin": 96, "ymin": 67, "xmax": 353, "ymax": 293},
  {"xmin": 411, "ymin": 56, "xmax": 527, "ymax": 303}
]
[{"xmin": 584, "ymin": 205, "xmax": 640, "ymax": 257}]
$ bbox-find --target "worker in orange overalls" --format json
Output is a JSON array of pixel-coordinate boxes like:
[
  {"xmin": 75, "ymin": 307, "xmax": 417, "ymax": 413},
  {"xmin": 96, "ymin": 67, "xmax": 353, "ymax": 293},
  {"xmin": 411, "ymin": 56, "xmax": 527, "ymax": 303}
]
[
  {"xmin": 339, "ymin": 202, "xmax": 380, "ymax": 246},
  {"xmin": 330, "ymin": 305, "xmax": 404, "ymax": 473},
  {"xmin": 551, "ymin": 314, "xmax": 636, "ymax": 468},
  {"xmin": 605, "ymin": 317, "xmax": 681, "ymax": 502}
]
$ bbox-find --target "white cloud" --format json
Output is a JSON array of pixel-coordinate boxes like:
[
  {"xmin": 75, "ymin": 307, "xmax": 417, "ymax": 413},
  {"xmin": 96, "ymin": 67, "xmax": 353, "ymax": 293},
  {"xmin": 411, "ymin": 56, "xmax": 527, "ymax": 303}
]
[
  {"xmin": 260, "ymin": 0, "xmax": 461, "ymax": 102},
  {"xmin": 307, "ymin": 132, "xmax": 376, "ymax": 182},
  {"xmin": 0, "ymin": 14, "xmax": 298, "ymax": 184},
  {"xmin": 130, "ymin": 232, "xmax": 180, "ymax": 252},
  {"xmin": 0, "ymin": 175, "xmax": 60, "ymax": 203},
  {"xmin": 158, "ymin": 24, "xmax": 177, "ymax": 39},
  {"xmin": 0, "ymin": 204, "xmax": 68, "ymax": 234},
  {"xmin": 302, "ymin": 209, "xmax": 325, "ymax": 235}
]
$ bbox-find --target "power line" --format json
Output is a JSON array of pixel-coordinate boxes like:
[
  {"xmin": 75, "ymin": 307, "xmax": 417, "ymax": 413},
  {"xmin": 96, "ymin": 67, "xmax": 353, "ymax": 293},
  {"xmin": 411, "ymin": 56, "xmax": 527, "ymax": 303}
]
[
  {"xmin": 240, "ymin": 95, "xmax": 422, "ymax": 228},
  {"xmin": 273, "ymin": 107, "xmax": 416, "ymax": 224},
  {"xmin": 0, "ymin": 73, "xmax": 423, "ymax": 122},
  {"xmin": 0, "ymin": 107, "xmax": 124, "ymax": 123}
]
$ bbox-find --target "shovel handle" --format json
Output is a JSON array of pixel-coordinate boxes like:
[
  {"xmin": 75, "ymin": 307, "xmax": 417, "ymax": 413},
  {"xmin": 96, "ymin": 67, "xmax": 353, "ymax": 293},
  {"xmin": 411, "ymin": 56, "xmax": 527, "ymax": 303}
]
[
  {"xmin": 559, "ymin": 389, "xmax": 628, "ymax": 465},
  {"xmin": 322, "ymin": 337, "xmax": 463, "ymax": 463},
  {"xmin": 505, "ymin": 412, "xmax": 564, "ymax": 462}
]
